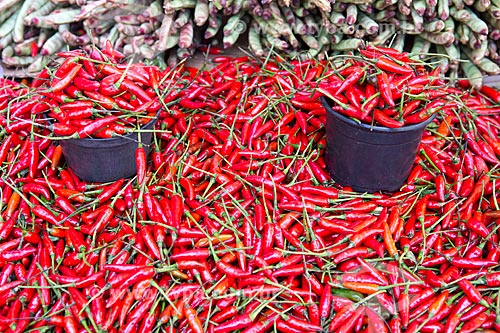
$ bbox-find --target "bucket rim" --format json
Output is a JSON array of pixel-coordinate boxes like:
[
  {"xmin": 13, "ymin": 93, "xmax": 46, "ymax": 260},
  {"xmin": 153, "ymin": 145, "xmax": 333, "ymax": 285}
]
[
  {"xmin": 321, "ymin": 96, "xmax": 437, "ymax": 133},
  {"xmin": 56, "ymin": 110, "xmax": 160, "ymax": 144}
]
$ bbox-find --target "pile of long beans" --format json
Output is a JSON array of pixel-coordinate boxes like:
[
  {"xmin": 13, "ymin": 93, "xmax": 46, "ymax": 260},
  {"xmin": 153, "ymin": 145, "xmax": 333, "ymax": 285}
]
[
  {"xmin": 1, "ymin": 49, "xmax": 500, "ymax": 332},
  {"xmin": 2, "ymin": 0, "xmax": 500, "ymax": 83},
  {"xmin": 0, "ymin": 0, "xmax": 166, "ymax": 73}
]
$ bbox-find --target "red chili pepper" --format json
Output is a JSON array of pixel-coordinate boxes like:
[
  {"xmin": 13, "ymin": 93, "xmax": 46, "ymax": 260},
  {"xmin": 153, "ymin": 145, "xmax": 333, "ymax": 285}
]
[
  {"xmin": 215, "ymin": 260, "xmax": 250, "ymax": 278},
  {"xmin": 73, "ymin": 75, "xmax": 99, "ymax": 92},
  {"xmin": 22, "ymin": 182, "xmax": 51, "ymax": 200},
  {"xmin": 52, "ymin": 64, "xmax": 82, "ymax": 93},
  {"xmin": 361, "ymin": 83, "xmax": 379, "ymax": 115},
  {"xmin": 280, "ymin": 314, "xmax": 322, "ymax": 332},
  {"xmin": 427, "ymin": 290, "xmax": 449, "ymax": 319},
  {"xmin": 451, "ymin": 271, "xmax": 484, "ymax": 304},
  {"xmin": 434, "ymin": 173, "xmax": 446, "ymax": 201},
  {"xmin": 375, "ymin": 56, "xmax": 413, "ymax": 74},
  {"xmin": 464, "ymin": 130, "xmax": 499, "ymax": 164},
  {"xmin": 76, "ymin": 115, "xmax": 119, "ymax": 138},
  {"xmin": 356, "ymin": 258, "xmax": 389, "ymax": 286},
  {"xmin": 349, "ymin": 227, "xmax": 382, "ymax": 245},
  {"xmin": 461, "ymin": 313, "xmax": 489, "ymax": 333},
  {"xmin": 51, "ymin": 123, "xmax": 77, "ymax": 136},
  {"xmin": 462, "ymin": 175, "xmax": 489, "ymax": 209},
  {"xmin": 184, "ymin": 305, "xmax": 204, "ymax": 333},
  {"xmin": 336, "ymin": 66, "xmax": 364, "ymax": 95},
  {"xmin": 464, "ymin": 210, "xmax": 490, "ymax": 238},
  {"xmin": 377, "ymin": 71, "xmax": 395, "ymax": 107},
  {"xmin": 26, "ymin": 139, "xmax": 39, "ymax": 178},
  {"xmin": 32, "ymin": 205, "xmax": 59, "ymax": 225},
  {"xmin": 135, "ymin": 145, "xmax": 147, "ymax": 185},
  {"xmin": 345, "ymin": 86, "xmax": 364, "ymax": 110},
  {"xmin": 373, "ymin": 109, "xmax": 403, "ymax": 128},
  {"xmin": 118, "ymin": 79, "xmax": 152, "ymax": 102},
  {"xmin": 31, "ymin": 68, "xmax": 50, "ymax": 88},
  {"xmin": 213, "ymin": 313, "xmax": 253, "ymax": 333},
  {"xmin": 96, "ymin": 178, "xmax": 125, "ymax": 203},
  {"xmin": 141, "ymin": 226, "xmax": 162, "ymax": 260},
  {"xmin": 365, "ymin": 307, "xmax": 389, "ymax": 333}
]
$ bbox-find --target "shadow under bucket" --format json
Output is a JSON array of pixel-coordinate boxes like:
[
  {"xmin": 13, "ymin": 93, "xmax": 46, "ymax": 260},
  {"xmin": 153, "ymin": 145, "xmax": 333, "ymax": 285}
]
[
  {"xmin": 60, "ymin": 116, "xmax": 158, "ymax": 183},
  {"xmin": 322, "ymin": 97, "xmax": 436, "ymax": 193}
]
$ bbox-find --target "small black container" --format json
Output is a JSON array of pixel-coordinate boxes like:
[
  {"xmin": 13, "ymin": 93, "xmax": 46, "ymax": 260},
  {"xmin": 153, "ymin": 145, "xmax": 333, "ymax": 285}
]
[
  {"xmin": 322, "ymin": 97, "xmax": 436, "ymax": 193},
  {"xmin": 60, "ymin": 117, "xmax": 158, "ymax": 183}
]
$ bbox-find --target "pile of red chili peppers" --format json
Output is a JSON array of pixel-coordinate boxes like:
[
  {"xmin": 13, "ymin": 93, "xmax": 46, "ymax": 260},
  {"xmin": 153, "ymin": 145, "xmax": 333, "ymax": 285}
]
[
  {"xmin": 1, "ymin": 48, "xmax": 500, "ymax": 333},
  {"xmin": 319, "ymin": 46, "xmax": 448, "ymax": 128},
  {"xmin": 6, "ymin": 44, "xmax": 160, "ymax": 140}
]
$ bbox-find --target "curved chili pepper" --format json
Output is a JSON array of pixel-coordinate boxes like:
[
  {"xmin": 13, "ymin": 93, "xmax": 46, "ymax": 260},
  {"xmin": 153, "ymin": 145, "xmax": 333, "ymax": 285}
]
[
  {"xmin": 213, "ymin": 313, "xmax": 253, "ymax": 333},
  {"xmin": 135, "ymin": 145, "xmax": 147, "ymax": 185},
  {"xmin": 373, "ymin": 55, "xmax": 413, "ymax": 73},
  {"xmin": 52, "ymin": 64, "xmax": 82, "ymax": 93},
  {"xmin": 22, "ymin": 182, "xmax": 51, "ymax": 201}
]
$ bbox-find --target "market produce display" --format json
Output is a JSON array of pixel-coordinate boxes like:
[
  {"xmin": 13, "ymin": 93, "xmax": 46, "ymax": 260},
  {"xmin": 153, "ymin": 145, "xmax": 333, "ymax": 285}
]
[
  {"xmin": 1, "ymin": 0, "xmax": 500, "ymax": 82},
  {"xmin": 2, "ymin": 47, "xmax": 500, "ymax": 332},
  {"xmin": 36, "ymin": 46, "xmax": 161, "ymax": 139},
  {"xmin": 320, "ymin": 45, "xmax": 447, "ymax": 128}
]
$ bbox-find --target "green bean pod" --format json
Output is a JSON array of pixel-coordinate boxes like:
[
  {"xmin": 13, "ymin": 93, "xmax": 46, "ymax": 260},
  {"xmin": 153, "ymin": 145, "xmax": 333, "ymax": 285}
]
[
  {"xmin": 281, "ymin": 5, "xmax": 295, "ymax": 25},
  {"xmin": 194, "ymin": 0, "xmax": 208, "ymax": 26},
  {"xmin": 450, "ymin": 8, "xmax": 471, "ymax": 21},
  {"xmin": 166, "ymin": 0, "xmax": 196, "ymax": 12},
  {"xmin": 476, "ymin": 52, "xmax": 500, "ymax": 73},
  {"xmin": 0, "ymin": 2, "xmax": 21, "ymax": 26},
  {"xmin": 204, "ymin": 16, "xmax": 221, "ymax": 39},
  {"xmin": 0, "ymin": 13, "xmax": 16, "ymax": 39},
  {"xmin": 40, "ymin": 31, "xmax": 64, "ymax": 55},
  {"xmin": 331, "ymin": 37, "xmax": 363, "ymax": 51},
  {"xmin": 26, "ymin": 0, "xmax": 56, "ymax": 22},
  {"xmin": 14, "ymin": 36, "xmax": 37, "ymax": 56},
  {"xmin": 330, "ymin": 11, "xmax": 345, "ymax": 25},
  {"xmin": 472, "ymin": 40, "xmax": 489, "ymax": 62},
  {"xmin": 452, "ymin": 0, "xmax": 466, "ymax": 9},
  {"xmin": 28, "ymin": 55, "xmax": 50, "ymax": 73},
  {"xmin": 178, "ymin": 20, "xmax": 194, "ymax": 49},
  {"xmin": 358, "ymin": 12, "xmax": 379, "ymax": 35},
  {"xmin": 165, "ymin": 32, "xmax": 180, "ymax": 50},
  {"xmin": 436, "ymin": 0, "xmax": 448, "ymax": 20},
  {"xmin": 424, "ymin": 20, "xmax": 445, "ymax": 32},
  {"xmin": 300, "ymin": 34, "xmax": 319, "ymax": 49},
  {"xmin": 248, "ymin": 22, "xmax": 264, "ymax": 57},
  {"xmin": 463, "ymin": 9, "xmax": 488, "ymax": 35},
  {"xmin": 155, "ymin": 13, "xmax": 174, "ymax": 52},
  {"xmin": 174, "ymin": 9, "xmax": 191, "ymax": 29},
  {"xmin": 391, "ymin": 33, "xmax": 406, "ymax": 52},
  {"xmin": 345, "ymin": 4, "xmax": 358, "ymax": 26},
  {"xmin": 222, "ymin": 11, "xmax": 244, "ymax": 37},
  {"xmin": 223, "ymin": 29, "xmax": 240, "ymax": 49},
  {"xmin": 412, "ymin": 0, "xmax": 427, "ymax": 16},
  {"xmin": 461, "ymin": 60, "xmax": 483, "ymax": 89},
  {"xmin": 473, "ymin": 0, "xmax": 490, "ymax": 12},
  {"xmin": 420, "ymin": 31, "xmax": 455, "ymax": 45},
  {"xmin": 45, "ymin": 8, "xmax": 81, "ymax": 25}
]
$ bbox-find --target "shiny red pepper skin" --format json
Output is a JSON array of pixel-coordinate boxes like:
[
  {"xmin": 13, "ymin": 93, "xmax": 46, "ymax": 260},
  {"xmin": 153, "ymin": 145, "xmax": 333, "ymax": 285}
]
[{"xmin": 52, "ymin": 64, "xmax": 82, "ymax": 93}]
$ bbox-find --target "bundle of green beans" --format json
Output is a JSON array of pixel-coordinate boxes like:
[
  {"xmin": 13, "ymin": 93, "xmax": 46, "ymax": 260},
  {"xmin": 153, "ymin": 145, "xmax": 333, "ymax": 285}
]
[
  {"xmin": 0, "ymin": 0, "xmax": 166, "ymax": 73},
  {"xmin": 1, "ymin": 0, "xmax": 500, "ymax": 86}
]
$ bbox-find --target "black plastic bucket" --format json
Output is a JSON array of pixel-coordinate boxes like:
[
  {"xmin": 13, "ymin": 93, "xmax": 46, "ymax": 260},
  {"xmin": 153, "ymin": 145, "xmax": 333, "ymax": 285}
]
[
  {"xmin": 60, "ymin": 117, "xmax": 158, "ymax": 183},
  {"xmin": 322, "ymin": 97, "xmax": 436, "ymax": 193}
]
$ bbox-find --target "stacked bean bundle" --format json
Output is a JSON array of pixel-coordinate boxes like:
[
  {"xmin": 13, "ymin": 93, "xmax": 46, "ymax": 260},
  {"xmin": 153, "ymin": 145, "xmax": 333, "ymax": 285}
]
[{"xmin": 0, "ymin": 0, "xmax": 165, "ymax": 73}]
